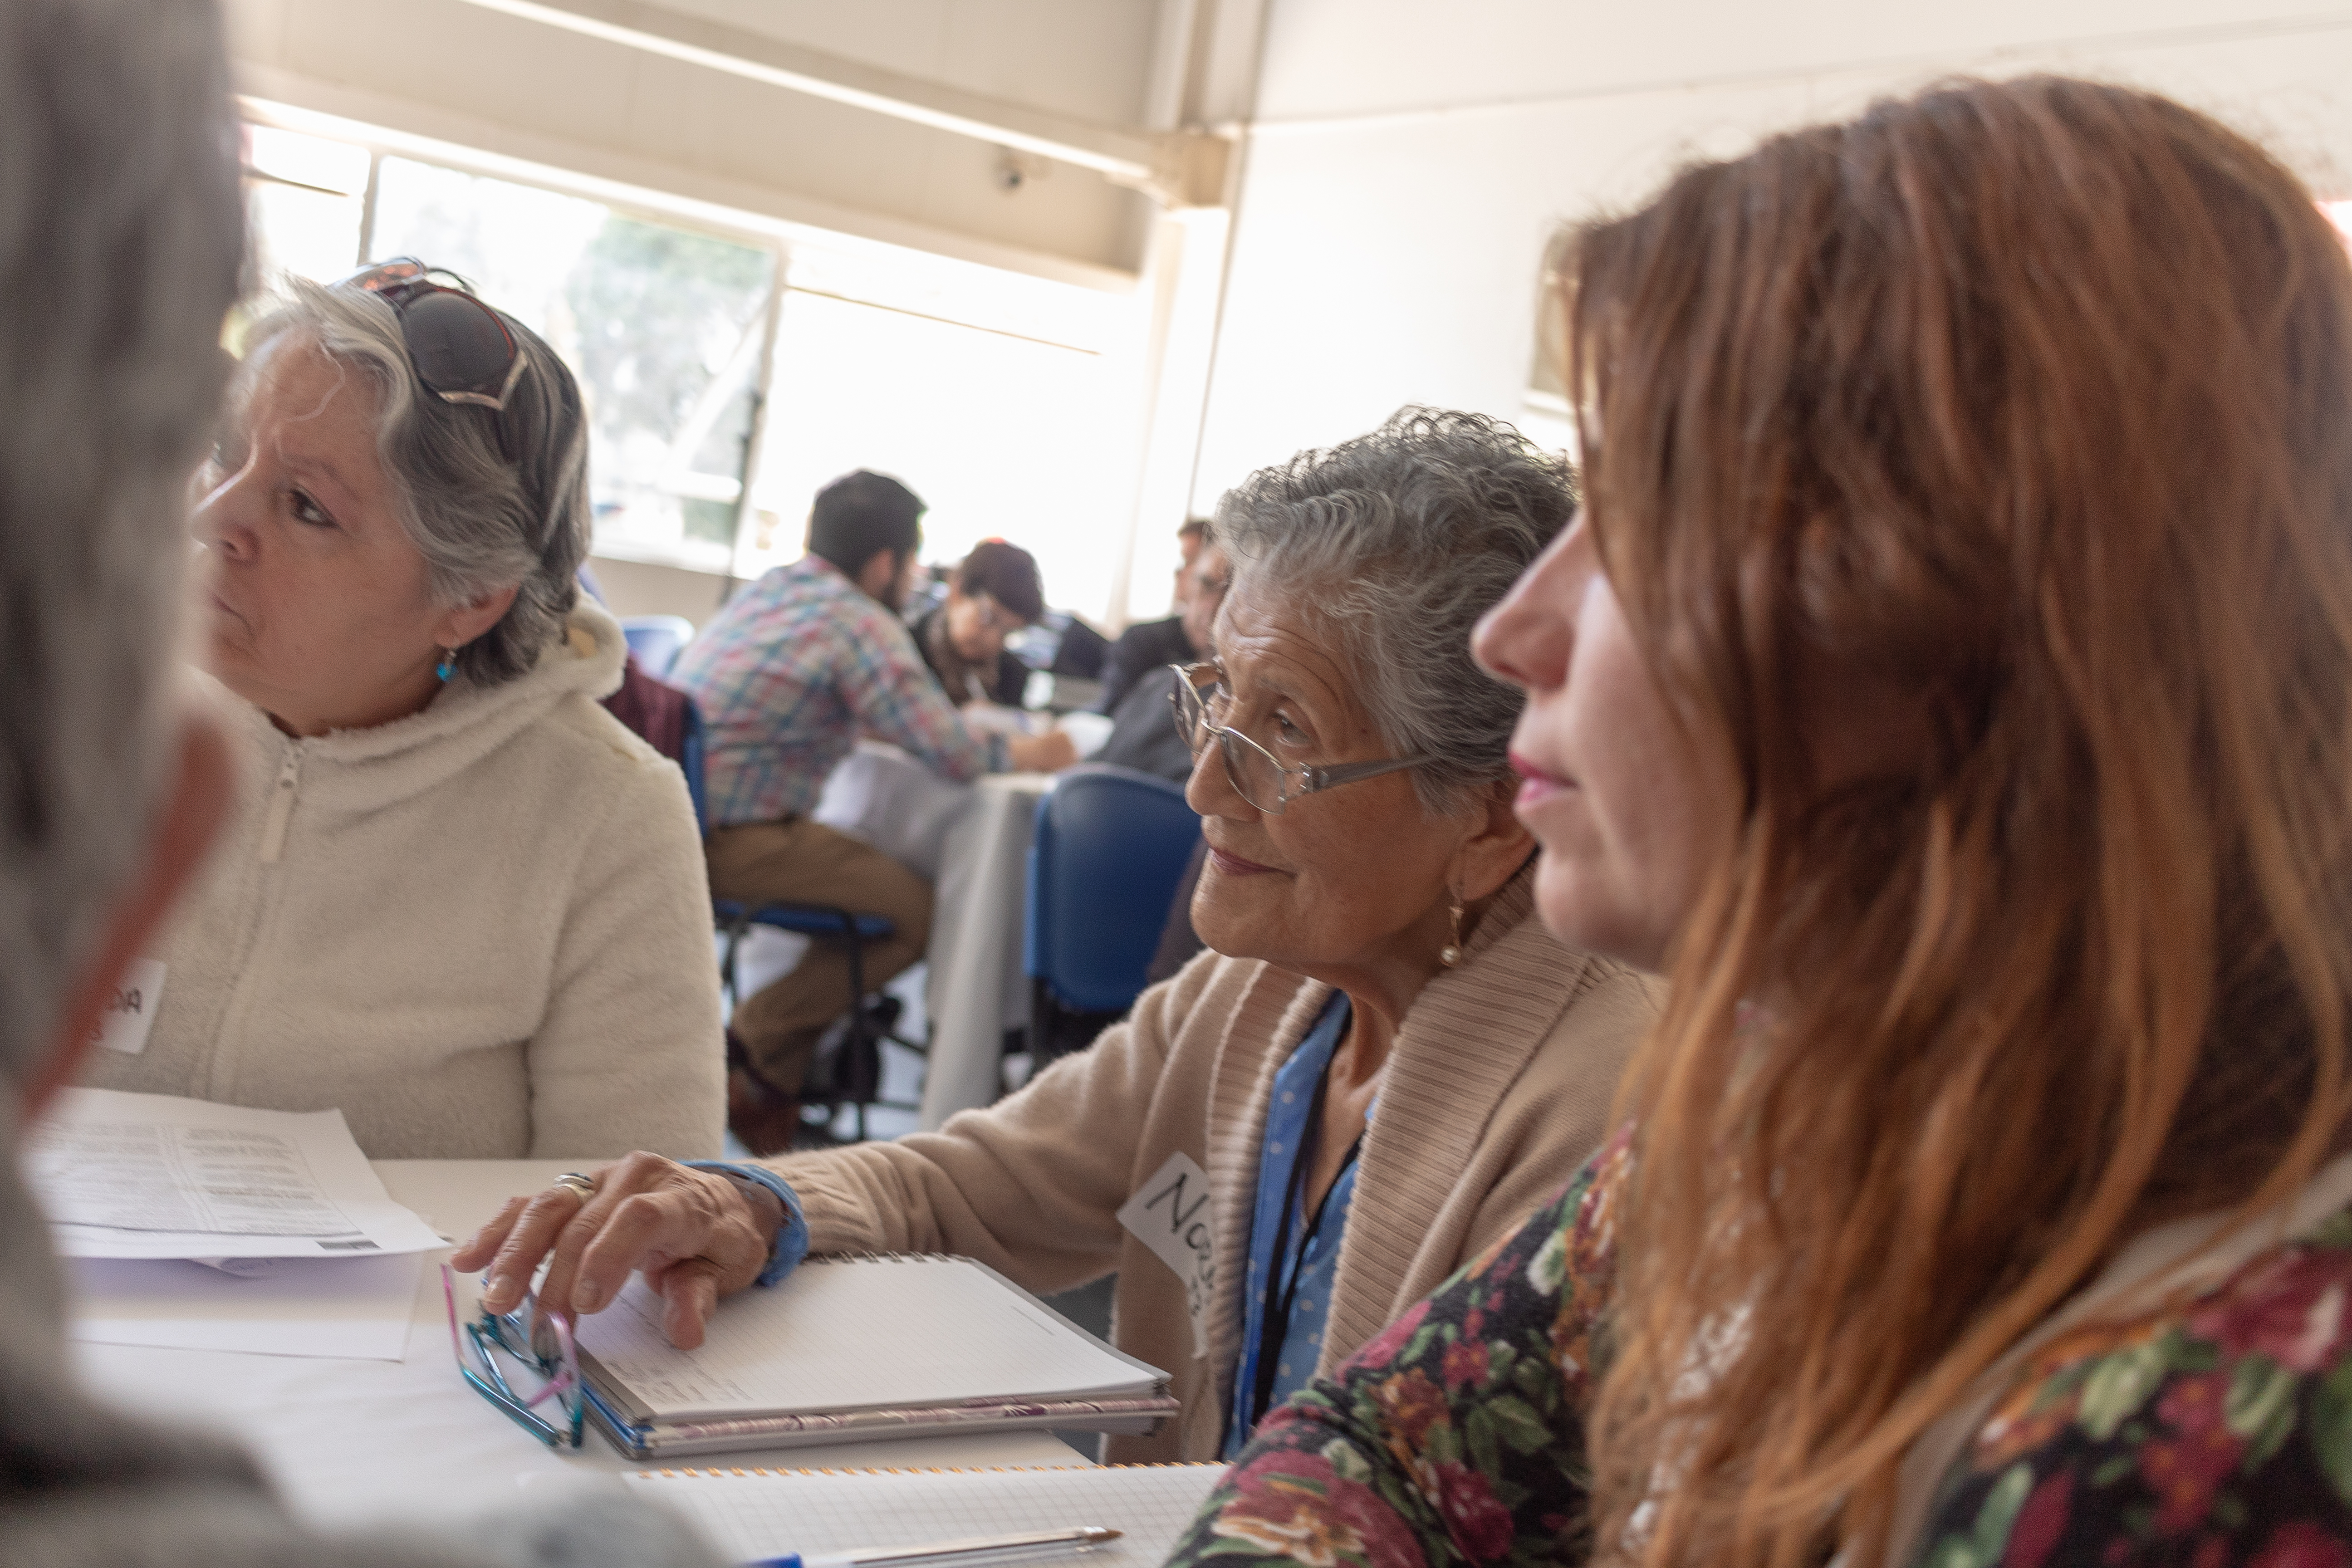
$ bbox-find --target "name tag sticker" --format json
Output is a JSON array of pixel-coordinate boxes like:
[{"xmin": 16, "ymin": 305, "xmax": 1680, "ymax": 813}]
[
  {"xmin": 1117, "ymin": 1151, "xmax": 1215, "ymax": 1360},
  {"xmin": 90, "ymin": 958, "xmax": 166, "ymax": 1056}
]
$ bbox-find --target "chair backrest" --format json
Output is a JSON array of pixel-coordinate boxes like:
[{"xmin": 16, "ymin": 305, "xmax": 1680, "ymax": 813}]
[
  {"xmin": 678, "ymin": 696, "xmax": 709, "ymax": 837},
  {"xmin": 620, "ymin": 614, "xmax": 696, "ymax": 679},
  {"xmin": 1024, "ymin": 764, "xmax": 1201, "ymax": 1014}
]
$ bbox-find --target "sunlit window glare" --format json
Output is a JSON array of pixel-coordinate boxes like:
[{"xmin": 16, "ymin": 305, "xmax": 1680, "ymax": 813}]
[{"xmin": 240, "ymin": 121, "xmax": 1142, "ymax": 625}]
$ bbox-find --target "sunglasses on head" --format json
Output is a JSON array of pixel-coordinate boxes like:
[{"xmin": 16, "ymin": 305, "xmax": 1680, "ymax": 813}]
[{"xmin": 342, "ymin": 258, "xmax": 530, "ymax": 417}]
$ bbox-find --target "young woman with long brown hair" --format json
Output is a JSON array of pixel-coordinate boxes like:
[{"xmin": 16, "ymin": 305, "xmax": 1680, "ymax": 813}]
[{"xmin": 1162, "ymin": 75, "xmax": 2352, "ymax": 1568}]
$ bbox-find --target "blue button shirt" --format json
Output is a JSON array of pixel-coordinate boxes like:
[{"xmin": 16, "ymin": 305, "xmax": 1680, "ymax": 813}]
[{"xmin": 1226, "ymin": 992, "xmax": 1361, "ymax": 1457}]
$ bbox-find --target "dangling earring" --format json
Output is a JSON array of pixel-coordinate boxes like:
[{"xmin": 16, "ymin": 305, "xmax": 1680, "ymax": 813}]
[
  {"xmin": 1439, "ymin": 894, "xmax": 1465, "ymax": 968},
  {"xmin": 434, "ymin": 646, "xmax": 457, "ymax": 683}
]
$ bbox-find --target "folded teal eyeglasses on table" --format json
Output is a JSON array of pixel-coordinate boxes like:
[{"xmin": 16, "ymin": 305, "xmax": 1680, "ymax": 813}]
[{"xmin": 441, "ymin": 1262, "xmax": 584, "ymax": 1448}]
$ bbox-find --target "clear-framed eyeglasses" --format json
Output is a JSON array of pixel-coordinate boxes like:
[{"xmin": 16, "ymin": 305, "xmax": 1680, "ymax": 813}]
[
  {"xmin": 1166, "ymin": 662, "xmax": 1434, "ymax": 816},
  {"xmin": 441, "ymin": 1262, "xmax": 585, "ymax": 1449},
  {"xmin": 969, "ymin": 592, "xmax": 1023, "ymax": 636}
]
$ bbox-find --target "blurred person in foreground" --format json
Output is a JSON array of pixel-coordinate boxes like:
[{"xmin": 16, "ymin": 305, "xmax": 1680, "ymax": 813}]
[
  {"xmin": 1166, "ymin": 77, "xmax": 2352, "ymax": 1568},
  {"xmin": 457, "ymin": 410, "xmax": 1658, "ymax": 1463},
  {"xmin": 81, "ymin": 260, "xmax": 727, "ymax": 1161},
  {"xmin": 670, "ymin": 472, "xmax": 1077, "ymax": 1152},
  {"xmin": 910, "ymin": 538, "xmax": 1045, "ymax": 707},
  {"xmin": 0, "ymin": 1, "xmax": 712, "ymax": 1562}
]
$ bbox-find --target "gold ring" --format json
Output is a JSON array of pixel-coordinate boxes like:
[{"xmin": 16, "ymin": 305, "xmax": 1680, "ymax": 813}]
[{"xmin": 549, "ymin": 1171, "xmax": 597, "ymax": 1203}]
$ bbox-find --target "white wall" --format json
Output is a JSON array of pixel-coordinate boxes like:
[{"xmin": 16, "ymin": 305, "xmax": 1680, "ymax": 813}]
[{"xmin": 1192, "ymin": 2, "xmax": 2352, "ymax": 503}]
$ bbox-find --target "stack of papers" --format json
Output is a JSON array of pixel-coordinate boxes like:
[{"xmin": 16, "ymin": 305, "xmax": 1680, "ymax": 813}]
[{"xmin": 27, "ymin": 1088, "xmax": 444, "ymax": 1360}]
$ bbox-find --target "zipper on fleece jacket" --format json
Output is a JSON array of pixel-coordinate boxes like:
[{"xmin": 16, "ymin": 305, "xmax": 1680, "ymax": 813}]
[{"xmin": 259, "ymin": 743, "xmax": 303, "ymax": 862}]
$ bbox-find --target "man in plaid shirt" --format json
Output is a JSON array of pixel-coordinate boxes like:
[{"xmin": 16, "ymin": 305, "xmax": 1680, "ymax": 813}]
[{"xmin": 671, "ymin": 470, "xmax": 1075, "ymax": 1152}]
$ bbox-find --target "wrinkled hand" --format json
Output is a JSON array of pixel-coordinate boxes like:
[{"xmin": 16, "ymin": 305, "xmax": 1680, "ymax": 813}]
[{"xmin": 447, "ymin": 1152, "xmax": 780, "ymax": 1349}]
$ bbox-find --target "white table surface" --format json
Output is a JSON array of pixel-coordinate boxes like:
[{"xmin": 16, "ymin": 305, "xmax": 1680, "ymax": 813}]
[
  {"xmin": 813, "ymin": 745, "xmax": 1054, "ymax": 1130},
  {"xmin": 917, "ymin": 774, "xmax": 1054, "ymax": 1127},
  {"xmin": 67, "ymin": 1160, "xmax": 1083, "ymax": 1531}
]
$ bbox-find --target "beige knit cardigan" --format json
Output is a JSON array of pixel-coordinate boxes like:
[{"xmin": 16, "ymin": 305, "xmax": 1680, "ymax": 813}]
[{"xmin": 772, "ymin": 868, "xmax": 1656, "ymax": 1461}]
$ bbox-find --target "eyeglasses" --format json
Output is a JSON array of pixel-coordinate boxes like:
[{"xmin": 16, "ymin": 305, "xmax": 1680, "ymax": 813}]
[
  {"xmin": 343, "ymin": 259, "xmax": 530, "ymax": 414},
  {"xmin": 442, "ymin": 1262, "xmax": 585, "ymax": 1449},
  {"xmin": 970, "ymin": 593, "xmax": 1024, "ymax": 636},
  {"xmin": 1167, "ymin": 662, "xmax": 1434, "ymax": 815}
]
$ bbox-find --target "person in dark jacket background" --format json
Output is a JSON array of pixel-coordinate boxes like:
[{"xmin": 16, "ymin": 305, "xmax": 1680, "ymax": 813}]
[
  {"xmin": 1094, "ymin": 531, "xmax": 1230, "ymax": 784},
  {"xmin": 1095, "ymin": 516, "xmax": 1215, "ymax": 714}
]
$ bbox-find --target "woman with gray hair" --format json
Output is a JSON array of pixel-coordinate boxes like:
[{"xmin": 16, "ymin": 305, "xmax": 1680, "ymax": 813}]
[
  {"xmin": 457, "ymin": 407, "xmax": 1655, "ymax": 1461},
  {"xmin": 82, "ymin": 263, "xmax": 725, "ymax": 1161}
]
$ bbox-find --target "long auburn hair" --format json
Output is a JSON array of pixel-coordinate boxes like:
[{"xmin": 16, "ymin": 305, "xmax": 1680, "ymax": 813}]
[{"xmin": 1564, "ymin": 77, "xmax": 2352, "ymax": 1568}]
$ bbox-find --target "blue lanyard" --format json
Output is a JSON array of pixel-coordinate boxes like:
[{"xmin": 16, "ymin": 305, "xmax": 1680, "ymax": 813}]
[
  {"xmin": 1229, "ymin": 993, "xmax": 1355, "ymax": 1446},
  {"xmin": 1248, "ymin": 1077, "xmax": 1361, "ymax": 1431}
]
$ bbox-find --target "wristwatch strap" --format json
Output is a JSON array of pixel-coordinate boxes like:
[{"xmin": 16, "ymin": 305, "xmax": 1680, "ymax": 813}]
[{"xmin": 682, "ymin": 1161, "xmax": 809, "ymax": 1287}]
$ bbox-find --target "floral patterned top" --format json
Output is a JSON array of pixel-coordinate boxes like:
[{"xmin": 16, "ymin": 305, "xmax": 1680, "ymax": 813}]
[{"xmin": 1163, "ymin": 1134, "xmax": 2352, "ymax": 1568}]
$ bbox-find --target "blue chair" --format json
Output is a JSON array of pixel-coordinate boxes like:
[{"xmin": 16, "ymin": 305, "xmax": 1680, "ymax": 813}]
[
  {"xmin": 678, "ymin": 697, "xmax": 709, "ymax": 833},
  {"xmin": 620, "ymin": 614, "xmax": 696, "ymax": 679},
  {"xmin": 714, "ymin": 897, "xmax": 910, "ymax": 1143},
  {"xmin": 686, "ymin": 700, "xmax": 921, "ymax": 1144},
  {"xmin": 1024, "ymin": 764, "xmax": 1201, "ymax": 1063}
]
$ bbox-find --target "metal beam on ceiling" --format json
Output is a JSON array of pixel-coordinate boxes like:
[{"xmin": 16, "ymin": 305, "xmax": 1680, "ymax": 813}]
[{"xmin": 451, "ymin": 0, "xmax": 1230, "ymax": 205}]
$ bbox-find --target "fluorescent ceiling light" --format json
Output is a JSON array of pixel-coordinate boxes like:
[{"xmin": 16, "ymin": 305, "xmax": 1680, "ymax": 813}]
[{"xmin": 452, "ymin": 0, "xmax": 1158, "ymax": 182}]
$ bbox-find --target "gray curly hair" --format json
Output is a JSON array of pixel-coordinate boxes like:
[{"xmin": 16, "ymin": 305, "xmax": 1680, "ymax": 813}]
[
  {"xmin": 1213, "ymin": 407, "xmax": 1577, "ymax": 815},
  {"xmin": 0, "ymin": 0, "xmax": 243, "ymax": 1080},
  {"xmin": 236, "ymin": 275, "xmax": 589, "ymax": 685}
]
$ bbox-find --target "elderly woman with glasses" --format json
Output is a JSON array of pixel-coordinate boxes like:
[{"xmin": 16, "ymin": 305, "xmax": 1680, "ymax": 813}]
[
  {"xmin": 81, "ymin": 264, "xmax": 725, "ymax": 1160},
  {"xmin": 456, "ymin": 408, "xmax": 1655, "ymax": 1462}
]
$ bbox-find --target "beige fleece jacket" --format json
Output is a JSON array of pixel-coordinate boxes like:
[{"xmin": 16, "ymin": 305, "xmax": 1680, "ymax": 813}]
[
  {"xmin": 82, "ymin": 601, "xmax": 725, "ymax": 1160},
  {"xmin": 772, "ymin": 868, "xmax": 1655, "ymax": 1460}
]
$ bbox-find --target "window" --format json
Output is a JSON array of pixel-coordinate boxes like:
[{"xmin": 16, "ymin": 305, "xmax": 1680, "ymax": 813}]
[
  {"xmin": 367, "ymin": 158, "xmax": 776, "ymax": 573},
  {"xmin": 243, "ymin": 124, "xmax": 368, "ymax": 284},
  {"xmin": 741, "ymin": 272, "xmax": 1125, "ymax": 620},
  {"xmin": 238, "ymin": 116, "xmax": 1147, "ymax": 625}
]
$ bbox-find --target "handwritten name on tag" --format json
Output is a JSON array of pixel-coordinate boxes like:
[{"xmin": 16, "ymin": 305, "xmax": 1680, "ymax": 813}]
[
  {"xmin": 89, "ymin": 958, "xmax": 166, "ymax": 1056},
  {"xmin": 1117, "ymin": 1151, "xmax": 1216, "ymax": 1360}
]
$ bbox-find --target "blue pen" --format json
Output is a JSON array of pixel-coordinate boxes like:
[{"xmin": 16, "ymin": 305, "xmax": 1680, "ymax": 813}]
[{"xmin": 746, "ymin": 1525, "xmax": 1122, "ymax": 1568}]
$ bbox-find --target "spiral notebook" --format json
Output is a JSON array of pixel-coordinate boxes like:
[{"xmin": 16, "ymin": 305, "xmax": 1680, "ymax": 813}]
[
  {"xmin": 626, "ymin": 1462, "xmax": 1225, "ymax": 1566},
  {"xmin": 571, "ymin": 1254, "xmax": 1176, "ymax": 1459}
]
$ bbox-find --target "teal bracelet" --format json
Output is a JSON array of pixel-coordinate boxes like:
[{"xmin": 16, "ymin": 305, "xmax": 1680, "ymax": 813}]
[{"xmin": 682, "ymin": 1161, "xmax": 809, "ymax": 1287}]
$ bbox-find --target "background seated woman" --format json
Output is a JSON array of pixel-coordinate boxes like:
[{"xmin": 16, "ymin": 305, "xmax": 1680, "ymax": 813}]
[
  {"xmin": 83, "ymin": 266, "xmax": 724, "ymax": 1160},
  {"xmin": 911, "ymin": 538, "xmax": 1045, "ymax": 708},
  {"xmin": 457, "ymin": 408, "xmax": 1658, "ymax": 1462},
  {"xmin": 1167, "ymin": 78, "xmax": 2352, "ymax": 1568}
]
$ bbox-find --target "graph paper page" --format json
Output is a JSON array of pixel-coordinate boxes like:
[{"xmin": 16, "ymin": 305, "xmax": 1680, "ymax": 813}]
[
  {"xmin": 626, "ymin": 1464, "xmax": 1225, "ymax": 1566},
  {"xmin": 573, "ymin": 1257, "xmax": 1161, "ymax": 1419}
]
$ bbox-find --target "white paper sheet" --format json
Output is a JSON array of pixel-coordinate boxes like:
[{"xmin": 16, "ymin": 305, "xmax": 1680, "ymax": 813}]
[
  {"xmin": 628, "ymin": 1465, "xmax": 1225, "ymax": 1568},
  {"xmin": 28, "ymin": 1088, "xmax": 446, "ymax": 1259},
  {"xmin": 1055, "ymin": 710, "xmax": 1113, "ymax": 758},
  {"xmin": 65, "ymin": 1252, "xmax": 424, "ymax": 1359},
  {"xmin": 956, "ymin": 703, "xmax": 1045, "ymax": 737}
]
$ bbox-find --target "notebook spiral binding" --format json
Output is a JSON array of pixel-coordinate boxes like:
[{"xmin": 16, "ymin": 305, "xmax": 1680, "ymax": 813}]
[
  {"xmin": 641, "ymin": 1462, "xmax": 1224, "ymax": 1479},
  {"xmin": 812, "ymin": 1251, "xmax": 952, "ymax": 1265}
]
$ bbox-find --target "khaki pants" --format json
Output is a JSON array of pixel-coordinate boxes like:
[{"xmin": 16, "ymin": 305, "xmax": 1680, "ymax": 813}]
[{"xmin": 707, "ymin": 818, "xmax": 933, "ymax": 1093}]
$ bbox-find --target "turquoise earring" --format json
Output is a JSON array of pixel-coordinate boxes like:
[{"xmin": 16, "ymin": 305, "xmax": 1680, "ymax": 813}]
[{"xmin": 434, "ymin": 646, "xmax": 457, "ymax": 682}]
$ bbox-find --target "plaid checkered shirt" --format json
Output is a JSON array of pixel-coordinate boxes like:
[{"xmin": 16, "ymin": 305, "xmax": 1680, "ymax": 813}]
[{"xmin": 670, "ymin": 554, "xmax": 1008, "ymax": 826}]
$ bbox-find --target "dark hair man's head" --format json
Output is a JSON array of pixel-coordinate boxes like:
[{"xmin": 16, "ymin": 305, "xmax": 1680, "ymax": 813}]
[
  {"xmin": 953, "ymin": 539, "xmax": 1045, "ymax": 624},
  {"xmin": 807, "ymin": 470, "xmax": 925, "ymax": 606}
]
